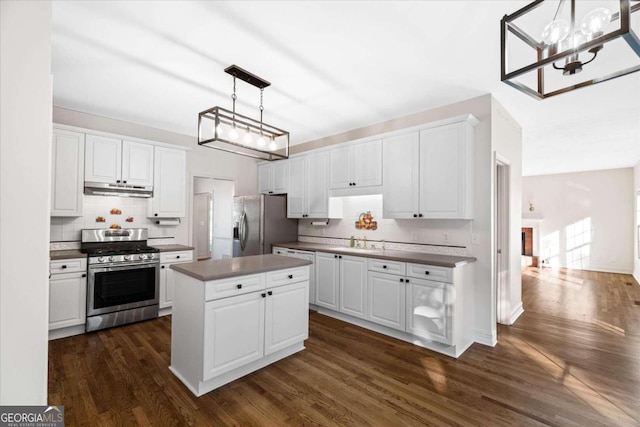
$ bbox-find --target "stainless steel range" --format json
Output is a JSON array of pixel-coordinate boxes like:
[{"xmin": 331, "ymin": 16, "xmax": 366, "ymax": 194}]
[{"xmin": 81, "ymin": 228, "xmax": 160, "ymax": 332}]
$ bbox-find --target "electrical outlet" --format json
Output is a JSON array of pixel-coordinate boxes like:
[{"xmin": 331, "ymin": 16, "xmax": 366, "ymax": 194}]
[
  {"xmin": 410, "ymin": 231, "xmax": 418, "ymax": 242},
  {"xmin": 443, "ymin": 233, "xmax": 449, "ymax": 243},
  {"xmin": 472, "ymin": 233, "xmax": 479, "ymax": 244}
]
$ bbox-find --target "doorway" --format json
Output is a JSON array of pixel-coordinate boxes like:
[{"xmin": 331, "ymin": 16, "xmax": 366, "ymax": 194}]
[
  {"xmin": 495, "ymin": 155, "xmax": 511, "ymax": 325},
  {"xmin": 190, "ymin": 176, "xmax": 235, "ymax": 260}
]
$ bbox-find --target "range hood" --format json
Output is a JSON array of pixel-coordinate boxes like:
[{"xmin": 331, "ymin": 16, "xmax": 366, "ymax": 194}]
[{"xmin": 84, "ymin": 182, "xmax": 153, "ymax": 198}]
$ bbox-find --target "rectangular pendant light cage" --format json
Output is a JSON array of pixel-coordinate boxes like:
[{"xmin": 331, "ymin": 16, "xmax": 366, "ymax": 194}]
[
  {"xmin": 501, "ymin": 0, "xmax": 640, "ymax": 99},
  {"xmin": 198, "ymin": 106, "xmax": 289, "ymax": 161}
]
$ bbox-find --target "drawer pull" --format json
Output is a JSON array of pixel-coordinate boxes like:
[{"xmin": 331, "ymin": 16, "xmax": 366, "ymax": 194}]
[
  {"xmin": 237, "ymin": 284, "xmax": 242, "ymax": 289},
  {"xmin": 288, "ymin": 274, "xmax": 293, "ymax": 279},
  {"xmin": 161, "ymin": 265, "xmax": 165, "ymax": 269},
  {"xmin": 400, "ymin": 278, "xmax": 404, "ymax": 283},
  {"xmin": 268, "ymin": 291, "xmax": 273, "ymax": 296},
  {"xmin": 406, "ymin": 279, "xmax": 410, "ymax": 283},
  {"xmin": 382, "ymin": 265, "xmax": 387, "ymax": 269},
  {"xmin": 261, "ymin": 293, "xmax": 266, "ymax": 298},
  {"xmin": 61, "ymin": 265, "xmax": 67, "ymax": 269},
  {"xmin": 82, "ymin": 273, "xmax": 87, "ymax": 278},
  {"xmin": 176, "ymin": 255, "xmax": 180, "ymax": 259},
  {"xmin": 334, "ymin": 255, "xmax": 338, "ymax": 258},
  {"xmin": 425, "ymin": 271, "xmax": 430, "ymax": 275}
]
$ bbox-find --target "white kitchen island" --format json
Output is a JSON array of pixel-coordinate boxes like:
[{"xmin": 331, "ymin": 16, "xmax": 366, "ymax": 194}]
[{"xmin": 169, "ymin": 254, "xmax": 312, "ymax": 396}]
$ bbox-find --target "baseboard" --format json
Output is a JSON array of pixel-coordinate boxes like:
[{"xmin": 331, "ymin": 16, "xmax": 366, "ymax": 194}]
[
  {"xmin": 633, "ymin": 272, "xmax": 640, "ymax": 286},
  {"xmin": 49, "ymin": 324, "xmax": 85, "ymax": 341},
  {"xmin": 508, "ymin": 303, "xmax": 524, "ymax": 325},
  {"xmin": 578, "ymin": 266, "xmax": 633, "ymax": 275},
  {"xmin": 474, "ymin": 328, "xmax": 497, "ymax": 347}
]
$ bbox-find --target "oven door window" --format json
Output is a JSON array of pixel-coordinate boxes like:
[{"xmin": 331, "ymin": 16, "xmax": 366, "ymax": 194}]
[{"xmin": 93, "ymin": 266, "xmax": 156, "ymax": 309}]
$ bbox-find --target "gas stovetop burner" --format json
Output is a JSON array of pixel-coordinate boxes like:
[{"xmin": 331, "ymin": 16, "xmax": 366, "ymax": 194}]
[
  {"xmin": 80, "ymin": 228, "xmax": 160, "ymax": 265},
  {"xmin": 81, "ymin": 245, "xmax": 160, "ymax": 257}
]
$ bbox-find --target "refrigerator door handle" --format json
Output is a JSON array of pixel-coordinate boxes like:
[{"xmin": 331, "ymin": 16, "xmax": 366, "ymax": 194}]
[{"xmin": 239, "ymin": 211, "xmax": 247, "ymax": 251}]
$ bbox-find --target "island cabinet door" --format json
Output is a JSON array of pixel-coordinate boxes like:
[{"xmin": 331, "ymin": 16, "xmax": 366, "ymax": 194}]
[
  {"xmin": 203, "ymin": 292, "xmax": 265, "ymax": 381},
  {"xmin": 264, "ymin": 281, "xmax": 309, "ymax": 356}
]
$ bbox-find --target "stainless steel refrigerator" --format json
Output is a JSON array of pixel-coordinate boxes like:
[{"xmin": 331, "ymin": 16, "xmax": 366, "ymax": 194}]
[{"xmin": 233, "ymin": 194, "xmax": 298, "ymax": 257}]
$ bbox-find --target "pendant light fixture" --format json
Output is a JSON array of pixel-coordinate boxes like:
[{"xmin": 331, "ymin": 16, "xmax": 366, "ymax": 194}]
[
  {"xmin": 501, "ymin": 0, "xmax": 640, "ymax": 99},
  {"xmin": 198, "ymin": 65, "xmax": 289, "ymax": 160}
]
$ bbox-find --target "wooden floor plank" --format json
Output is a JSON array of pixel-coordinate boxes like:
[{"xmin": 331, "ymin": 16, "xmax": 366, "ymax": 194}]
[{"xmin": 49, "ymin": 266, "xmax": 640, "ymax": 426}]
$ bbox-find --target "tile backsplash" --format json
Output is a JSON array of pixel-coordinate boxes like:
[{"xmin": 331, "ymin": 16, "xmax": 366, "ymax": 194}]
[{"xmin": 50, "ymin": 195, "xmax": 184, "ymax": 242}]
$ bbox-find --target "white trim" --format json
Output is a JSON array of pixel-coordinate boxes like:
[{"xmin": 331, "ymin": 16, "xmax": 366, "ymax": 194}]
[
  {"xmin": 48, "ymin": 325, "xmax": 85, "ymax": 341},
  {"xmin": 634, "ymin": 273, "xmax": 640, "ymax": 285},
  {"xmin": 508, "ymin": 303, "xmax": 524, "ymax": 325},
  {"xmin": 53, "ymin": 123, "xmax": 191, "ymax": 151},
  {"xmin": 577, "ymin": 266, "xmax": 634, "ymax": 275},
  {"xmin": 474, "ymin": 329, "xmax": 497, "ymax": 347}
]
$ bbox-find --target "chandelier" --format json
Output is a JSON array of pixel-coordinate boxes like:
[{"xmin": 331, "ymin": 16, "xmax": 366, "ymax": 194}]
[
  {"xmin": 501, "ymin": 0, "xmax": 640, "ymax": 99},
  {"xmin": 198, "ymin": 65, "xmax": 289, "ymax": 160}
]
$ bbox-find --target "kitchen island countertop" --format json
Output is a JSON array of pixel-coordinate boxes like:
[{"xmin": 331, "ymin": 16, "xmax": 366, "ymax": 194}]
[{"xmin": 171, "ymin": 254, "xmax": 312, "ymax": 281}]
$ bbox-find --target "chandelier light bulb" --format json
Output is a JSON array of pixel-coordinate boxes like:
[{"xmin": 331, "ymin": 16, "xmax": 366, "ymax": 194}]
[
  {"xmin": 542, "ymin": 19, "xmax": 570, "ymax": 45},
  {"xmin": 228, "ymin": 127, "xmax": 239, "ymax": 141},
  {"xmin": 243, "ymin": 128, "xmax": 253, "ymax": 145},
  {"xmin": 580, "ymin": 8, "xmax": 611, "ymax": 37},
  {"xmin": 256, "ymin": 134, "xmax": 266, "ymax": 148},
  {"xmin": 268, "ymin": 139, "xmax": 277, "ymax": 151},
  {"xmin": 214, "ymin": 123, "xmax": 223, "ymax": 137}
]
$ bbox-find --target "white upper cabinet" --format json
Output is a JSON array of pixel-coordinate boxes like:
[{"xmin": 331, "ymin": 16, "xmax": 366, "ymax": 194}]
[
  {"xmin": 383, "ymin": 116, "xmax": 477, "ymax": 219},
  {"xmin": 148, "ymin": 147, "xmax": 186, "ymax": 218},
  {"xmin": 382, "ymin": 132, "xmax": 420, "ymax": 219},
  {"xmin": 51, "ymin": 129, "xmax": 84, "ymax": 217},
  {"xmin": 287, "ymin": 152, "xmax": 328, "ymax": 218},
  {"xmin": 329, "ymin": 139, "xmax": 382, "ymax": 190},
  {"xmin": 258, "ymin": 161, "xmax": 288, "ymax": 194},
  {"xmin": 85, "ymin": 134, "xmax": 122, "ymax": 184},
  {"xmin": 419, "ymin": 122, "xmax": 474, "ymax": 219},
  {"xmin": 121, "ymin": 140, "xmax": 154, "ymax": 186},
  {"xmin": 85, "ymin": 135, "xmax": 154, "ymax": 186}
]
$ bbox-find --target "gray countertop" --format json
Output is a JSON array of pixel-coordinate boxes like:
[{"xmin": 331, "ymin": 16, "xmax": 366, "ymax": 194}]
[
  {"xmin": 151, "ymin": 244, "xmax": 195, "ymax": 252},
  {"xmin": 171, "ymin": 254, "xmax": 312, "ymax": 281},
  {"xmin": 50, "ymin": 249, "xmax": 86, "ymax": 260},
  {"xmin": 273, "ymin": 242, "xmax": 476, "ymax": 267}
]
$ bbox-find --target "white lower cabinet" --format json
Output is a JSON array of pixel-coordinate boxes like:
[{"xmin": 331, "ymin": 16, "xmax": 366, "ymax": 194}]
[
  {"xmin": 171, "ymin": 265, "xmax": 310, "ymax": 396},
  {"xmin": 49, "ymin": 258, "xmax": 87, "ymax": 337},
  {"xmin": 159, "ymin": 250, "xmax": 193, "ymax": 312},
  {"xmin": 406, "ymin": 278, "xmax": 452, "ymax": 345},
  {"xmin": 367, "ymin": 271, "xmax": 406, "ymax": 331},
  {"xmin": 203, "ymin": 291, "xmax": 265, "ymax": 381},
  {"xmin": 315, "ymin": 252, "xmax": 366, "ymax": 318},
  {"xmin": 273, "ymin": 247, "xmax": 316, "ymax": 306}
]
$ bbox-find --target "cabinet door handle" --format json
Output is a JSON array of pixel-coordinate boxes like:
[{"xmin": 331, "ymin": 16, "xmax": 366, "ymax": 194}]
[
  {"xmin": 81, "ymin": 273, "xmax": 87, "ymax": 278},
  {"xmin": 406, "ymin": 279, "xmax": 410, "ymax": 283},
  {"xmin": 237, "ymin": 284, "xmax": 242, "ymax": 289},
  {"xmin": 61, "ymin": 265, "xmax": 67, "ymax": 269},
  {"xmin": 353, "ymin": 182, "xmax": 356, "ymax": 186},
  {"xmin": 116, "ymin": 179, "xmax": 121, "ymax": 183},
  {"xmin": 418, "ymin": 213, "xmax": 423, "ymax": 218},
  {"xmin": 413, "ymin": 214, "xmax": 418, "ymax": 218},
  {"xmin": 269, "ymin": 191, "xmax": 273, "ymax": 194},
  {"xmin": 161, "ymin": 265, "xmax": 165, "ymax": 269},
  {"xmin": 154, "ymin": 213, "xmax": 158, "ymax": 217},
  {"xmin": 425, "ymin": 271, "xmax": 430, "ymax": 275},
  {"xmin": 400, "ymin": 278, "xmax": 404, "ymax": 283},
  {"xmin": 268, "ymin": 291, "xmax": 273, "ymax": 296},
  {"xmin": 382, "ymin": 265, "xmax": 387, "ymax": 269},
  {"xmin": 261, "ymin": 293, "xmax": 266, "ymax": 298},
  {"xmin": 288, "ymin": 274, "xmax": 293, "ymax": 279},
  {"xmin": 176, "ymin": 255, "xmax": 180, "ymax": 259},
  {"xmin": 123, "ymin": 180, "xmax": 127, "ymax": 184},
  {"xmin": 339, "ymin": 255, "xmax": 342, "ymax": 259},
  {"xmin": 334, "ymin": 255, "xmax": 337, "ymax": 258}
]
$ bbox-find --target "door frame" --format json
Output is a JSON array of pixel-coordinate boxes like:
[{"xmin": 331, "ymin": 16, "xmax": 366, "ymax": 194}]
[{"xmin": 495, "ymin": 153, "xmax": 511, "ymax": 326}]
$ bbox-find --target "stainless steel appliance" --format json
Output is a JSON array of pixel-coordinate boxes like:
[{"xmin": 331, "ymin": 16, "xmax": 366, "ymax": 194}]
[
  {"xmin": 233, "ymin": 194, "xmax": 298, "ymax": 257},
  {"xmin": 81, "ymin": 228, "xmax": 160, "ymax": 332}
]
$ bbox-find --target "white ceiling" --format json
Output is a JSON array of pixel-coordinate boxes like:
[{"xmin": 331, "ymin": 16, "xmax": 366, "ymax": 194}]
[{"xmin": 51, "ymin": 1, "xmax": 640, "ymax": 176}]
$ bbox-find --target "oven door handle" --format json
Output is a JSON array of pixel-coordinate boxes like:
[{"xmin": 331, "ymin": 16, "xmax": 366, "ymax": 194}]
[{"xmin": 89, "ymin": 262, "xmax": 158, "ymax": 273}]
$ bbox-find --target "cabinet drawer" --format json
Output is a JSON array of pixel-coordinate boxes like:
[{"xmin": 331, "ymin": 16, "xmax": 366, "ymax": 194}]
[
  {"xmin": 50, "ymin": 258, "xmax": 87, "ymax": 275},
  {"xmin": 205, "ymin": 274, "xmax": 265, "ymax": 301},
  {"xmin": 368, "ymin": 258, "xmax": 406, "ymax": 276},
  {"xmin": 160, "ymin": 251, "xmax": 193, "ymax": 264},
  {"xmin": 266, "ymin": 266, "xmax": 309, "ymax": 288},
  {"xmin": 406, "ymin": 263, "xmax": 452, "ymax": 283}
]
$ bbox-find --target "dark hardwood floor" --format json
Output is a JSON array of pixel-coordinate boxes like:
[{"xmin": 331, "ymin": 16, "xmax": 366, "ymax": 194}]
[{"xmin": 49, "ymin": 267, "xmax": 640, "ymax": 426}]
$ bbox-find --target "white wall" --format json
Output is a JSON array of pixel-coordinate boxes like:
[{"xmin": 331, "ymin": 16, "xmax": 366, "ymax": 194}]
[
  {"xmin": 522, "ymin": 168, "xmax": 634, "ymax": 274},
  {"xmin": 52, "ymin": 107, "xmax": 258, "ymax": 245},
  {"xmin": 492, "ymin": 98, "xmax": 523, "ymax": 325},
  {"xmin": 293, "ymin": 94, "xmax": 507, "ymax": 346},
  {"xmin": 0, "ymin": 0, "xmax": 51, "ymax": 404}
]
